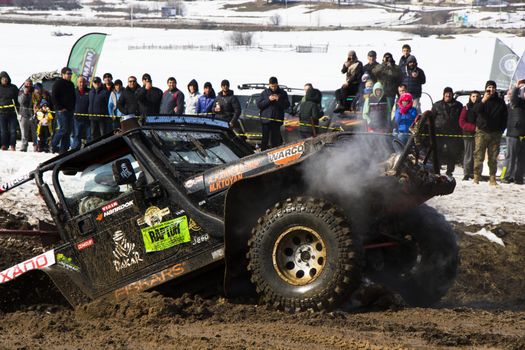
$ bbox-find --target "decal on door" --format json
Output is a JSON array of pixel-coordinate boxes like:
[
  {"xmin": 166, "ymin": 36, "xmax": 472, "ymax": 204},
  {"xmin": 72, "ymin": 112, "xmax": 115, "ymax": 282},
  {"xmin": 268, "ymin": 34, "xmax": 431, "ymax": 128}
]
[
  {"xmin": 141, "ymin": 216, "xmax": 191, "ymax": 253},
  {"xmin": 137, "ymin": 206, "xmax": 170, "ymax": 226},
  {"xmin": 112, "ymin": 230, "xmax": 143, "ymax": 272}
]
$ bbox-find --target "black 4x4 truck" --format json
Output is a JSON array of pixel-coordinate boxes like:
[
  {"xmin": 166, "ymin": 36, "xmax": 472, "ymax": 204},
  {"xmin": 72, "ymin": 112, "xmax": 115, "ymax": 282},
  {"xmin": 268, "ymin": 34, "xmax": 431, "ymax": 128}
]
[{"xmin": 0, "ymin": 113, "xmax": 457, "ymax": 311}]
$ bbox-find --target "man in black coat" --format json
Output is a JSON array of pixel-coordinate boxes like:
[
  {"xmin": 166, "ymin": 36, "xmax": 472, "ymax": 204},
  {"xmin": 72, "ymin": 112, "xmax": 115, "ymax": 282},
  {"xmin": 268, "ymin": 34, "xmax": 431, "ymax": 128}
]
[
  {"xmin": 256, "ymin": 76, "xmax": 290, "ymax": 150},
  {"xmin": 51, "ymin": 67, "xmax": 76, "ymax": 154},
  {"xmin": 137, "ymin": 73, "xmax": 163, "ymax": 117},
  {"xmin": 117, "ymin": 76, "xmax": 140, "ymax": 118},
  {"xmin": 213, "ymin": 79, "xmax": 241, "ymax": 128},
  {"xmin": 0, "ymin": 71, "xmax": 19, "ymax": 151},
  {"xmin": 71, "ymin": 75, "xmax": 90, "ymax": 150},
  {"xmin": 431, "ymin": 87, "xmax": 463, "ymax": 176},
  {"xmin": 473, "ymin": 80, "xmax": 508, "ymax": 185},
  {"xmin": 88, "ymin": 76, "xmax": 111, "ymax": 141},
  {"xmin": 503, "ymin": 80, "xmax": 525, "ymax": 185}
]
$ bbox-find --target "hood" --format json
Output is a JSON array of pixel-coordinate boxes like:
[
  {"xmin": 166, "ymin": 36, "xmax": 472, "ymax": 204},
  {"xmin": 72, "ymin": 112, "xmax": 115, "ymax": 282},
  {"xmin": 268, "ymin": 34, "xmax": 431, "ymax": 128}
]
[
  {"xmin": 187, "ymin": 79, "xmax": 199, "ymax": 92},
  {"xmin": 406, "ymin": 55, "xmax": 417, "ymax": 64},
  {"xmin": 372, "ymin": 82, "xmax": 384, "ymax": 99},
  {"xmin": 398, "ymin": 92, "xmax": 413, "ymax": 109},
  {"xmin": 0, "ymin": 71, "xmax": 11, "ymax": 85},
  {"xmin": 305, "ymin": 88, "xmax": 321, "ymax": 103}
]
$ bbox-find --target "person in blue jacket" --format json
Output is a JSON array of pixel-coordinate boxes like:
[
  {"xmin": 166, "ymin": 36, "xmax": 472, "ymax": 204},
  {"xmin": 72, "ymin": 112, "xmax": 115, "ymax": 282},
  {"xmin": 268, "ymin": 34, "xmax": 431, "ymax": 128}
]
[
  {"xmin": 197, "ymin": 82, "xmax": 216, "ymax": 114},
  {"xmin": 394, "ymin": 92, "xmax": 418, "ymax": 144}
]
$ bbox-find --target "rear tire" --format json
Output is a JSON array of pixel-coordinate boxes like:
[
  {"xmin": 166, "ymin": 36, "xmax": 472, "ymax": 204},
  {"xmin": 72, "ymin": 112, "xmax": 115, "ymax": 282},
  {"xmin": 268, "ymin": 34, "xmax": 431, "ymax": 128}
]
[
  {"xmin": 247, "ymin": 197, "xmax": 361, "ymax": 312},
  {"xmin": 370, "ymin": 204, "xmax": 458, "ymax": 307}
]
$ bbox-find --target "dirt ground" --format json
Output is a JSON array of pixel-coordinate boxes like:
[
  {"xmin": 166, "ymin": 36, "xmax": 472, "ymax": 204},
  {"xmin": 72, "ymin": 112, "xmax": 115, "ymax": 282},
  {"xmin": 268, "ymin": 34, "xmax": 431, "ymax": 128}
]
[{"xmin": 1, "ymin": 209, "xmax": 525, "ymax": 349}]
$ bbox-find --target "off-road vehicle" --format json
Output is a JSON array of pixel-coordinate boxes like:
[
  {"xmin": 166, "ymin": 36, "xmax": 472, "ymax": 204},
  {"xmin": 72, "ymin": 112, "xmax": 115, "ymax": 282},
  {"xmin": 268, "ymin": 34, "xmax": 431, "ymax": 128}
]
[{"xmin": 0, "ymin": 113, "xmax": 457, "ymax": 311}]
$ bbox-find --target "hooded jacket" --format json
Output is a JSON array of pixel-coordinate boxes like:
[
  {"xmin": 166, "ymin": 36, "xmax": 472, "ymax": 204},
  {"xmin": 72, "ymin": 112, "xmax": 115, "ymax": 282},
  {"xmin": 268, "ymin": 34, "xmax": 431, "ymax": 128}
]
[
  {"xmin": 431, "ymin": 97, "xmax": 463, "ymax": 134},
  {"xmin": 363, "ymin": 82, "xmax": 391, "ymax": 131},
  {"xmin": 507, "ymin": 87, "xmax": 525, "ymax": 137},
  {"xmin": 473, "ymin": 93, "xmax": 507, "ymax": 133},
  {"xmin": 394, "ymin": 93, "xmax": 418, "ymax": 133},
  {"xmin": 298, "ymin": 88, "xmax": 322, "ymax": 135},
  {"xmin": 185, "ymin": 79, "xmax": 200, "ymax": 115},
  {"xmin": 197, "ymin": 88, "xmax": 216, "ymax": 114},
  {"xmin": 0, "ymin": 71, "xmax": 19, "ymax": 115},
  {"xmin": 401, "ymin": 56, "xmax": 426, "ymax": 99}
]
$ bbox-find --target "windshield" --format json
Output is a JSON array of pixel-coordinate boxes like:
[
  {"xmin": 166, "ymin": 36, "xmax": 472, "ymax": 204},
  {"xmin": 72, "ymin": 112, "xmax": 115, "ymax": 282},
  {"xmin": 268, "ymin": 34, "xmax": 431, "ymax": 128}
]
[{"xmin": 148, "ymin": 130, "xmax": 240, "ymax": 166}]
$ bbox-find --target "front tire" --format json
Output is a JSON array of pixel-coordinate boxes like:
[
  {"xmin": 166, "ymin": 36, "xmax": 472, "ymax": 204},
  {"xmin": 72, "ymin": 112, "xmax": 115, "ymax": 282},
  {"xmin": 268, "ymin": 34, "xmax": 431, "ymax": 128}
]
[{"xmin": 247, "ymin": 197, "xmax": 361, "ymax": 312}]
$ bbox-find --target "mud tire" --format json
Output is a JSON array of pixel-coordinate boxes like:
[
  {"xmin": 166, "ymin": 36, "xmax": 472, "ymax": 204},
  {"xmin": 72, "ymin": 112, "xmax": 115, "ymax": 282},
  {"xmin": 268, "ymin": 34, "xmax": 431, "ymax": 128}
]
[
  {"xmin": 247, "ymin": 197, "xmax": 361, "ymax": 312},
  {"xmin": 372, "ymin": 204, "xmax": 458, "ymax": 307}
]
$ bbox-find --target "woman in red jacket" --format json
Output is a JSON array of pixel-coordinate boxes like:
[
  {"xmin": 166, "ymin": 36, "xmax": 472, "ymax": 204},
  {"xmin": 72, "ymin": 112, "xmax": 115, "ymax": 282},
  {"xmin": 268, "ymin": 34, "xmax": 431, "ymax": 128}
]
[{"xmin": 459, "ymin": 91, "xmax": 480, "ymax": 180}]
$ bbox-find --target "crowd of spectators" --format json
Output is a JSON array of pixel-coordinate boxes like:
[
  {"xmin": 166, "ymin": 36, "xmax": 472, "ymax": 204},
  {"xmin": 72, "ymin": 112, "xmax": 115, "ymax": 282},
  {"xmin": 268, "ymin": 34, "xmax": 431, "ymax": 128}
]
[{"xmin": 0, "ymin": 42, "xmax": 524, "ymax": 185}]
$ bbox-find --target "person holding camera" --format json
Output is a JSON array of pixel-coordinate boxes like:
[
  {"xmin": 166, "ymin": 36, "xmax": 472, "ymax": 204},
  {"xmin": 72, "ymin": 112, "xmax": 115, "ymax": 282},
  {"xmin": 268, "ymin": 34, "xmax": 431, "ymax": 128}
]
[
  {"xmin": 472, "ymin": 80, "xmax": 508, "ymax": 185},
  {"xmin": 213, "ymin": 79, "xmax": 241, "ymax": 130},
  {"xmin": 373, "ymin": 53, "xmax": 402, "ymax": 110},
  {"xmin": 257, "ymin": 76, "xmax": 290, "ymax": 150},
  {"xmin": 334, "ymin": 50, "xmax": 363, "ymax": 113},
  {"xmin": 503, "ymin": 79, "xmax": 525, "ymax": 185}
]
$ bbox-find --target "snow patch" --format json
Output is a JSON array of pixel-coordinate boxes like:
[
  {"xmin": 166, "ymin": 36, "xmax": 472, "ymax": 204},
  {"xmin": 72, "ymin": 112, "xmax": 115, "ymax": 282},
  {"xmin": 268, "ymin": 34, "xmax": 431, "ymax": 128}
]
[{"xmin": 464, "ymin": 228, "xmax": 505, "ymax": 247}]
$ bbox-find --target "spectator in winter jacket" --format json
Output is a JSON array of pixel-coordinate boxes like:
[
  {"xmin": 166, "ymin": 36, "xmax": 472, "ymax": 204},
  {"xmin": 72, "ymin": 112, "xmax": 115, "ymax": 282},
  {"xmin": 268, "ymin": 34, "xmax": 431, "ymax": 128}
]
[
  {"xmin": 503, "ymin": 80, "xmax": 525, "ymax": 185},
  {"xmin": 472, "ymin": 80, "xmax": 508, "ymax": 185},
  {"xmin": 197, "ymin": 82, "xmax": 216, "ymax": 114},
  {"xmin": 401, "ymin": 55, "xmax": 426, "ymax": 113},
  {"xmin": 363, "ymin": 82, "xmax": 392, "ymax": 133},
  {"xmin": 334, "ymin": 50, "xmax": 363, "ymax": 113},
  {"xmin": 394, "ymin": 92, "xmax": 417, "ymax": 145},
  {"xmin": 459, "ymin": 91, "xmax": 480, "ymax": 181},
  {"xmin": 160, "ymin": 77, "xmax": 185, "ymax": 115},
  {"xmin": 256, "ymin": 76, "xmax": 290, "ymax": 150},
  {"xmin": 35, "ymin": 99, "xmax": 53, "ymax": 152},
  {"xmin": 431, "ymin": 87, "xmax": 463, "ymax": 177},
  {"xmin": 117, "ymin": 76, "xmax": 140, "ymax": 118},
  {"xmin": 88, "ymin": 76, "xmax": 111, "ymax": 140},
  {"xmin": 137, "ymin": 73, "xmax": 163, "ymax": 117},
  {"xmin": 18, "ymin": 79, "xmax": 36, "ymax": 152},
  {"xmin": 373, "ymin": 53, "xmax": 402, "ymax": 109},
  {"xmin": 0, "ymin": 71, "xmax": 19, "ymax": 151},
  {"xmin": 363, "ymin": 50, "xmax": 379, "ymax": 83},
  {"xmin": 71, "ymin": 76, "xmax": 91, "ymax": 151},
  {"xmin": 186, "ymin": 79, "xmax": 200, "ymax": 115},
  {"xmin": 214, "ymin": 79, "xmax": 241, "ymax": 128},
  {"xmin": 399, "ymin": 44, "xmax": 411, "ymax": 69},
  {"xmin": 108, "ymin": 79, "xmax": 124, "ymax": 131},
  {"xmin": 51, "ymin": 67, "xmax": 76, "ymax": 154},
  {"xmin": 103, "ymin": 72, "xmax": 114, "ymax": 93},
  {"xmin": 298, "ymin": 84, "xmax": 323, "ymax": 139}
]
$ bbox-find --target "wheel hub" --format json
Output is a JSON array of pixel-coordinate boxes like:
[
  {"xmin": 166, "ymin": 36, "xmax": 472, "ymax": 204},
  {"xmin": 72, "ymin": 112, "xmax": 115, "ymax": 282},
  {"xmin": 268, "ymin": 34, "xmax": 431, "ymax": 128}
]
[{"xmin": 272, "ymin": 226, "xmax": 327, "ymax": 286}]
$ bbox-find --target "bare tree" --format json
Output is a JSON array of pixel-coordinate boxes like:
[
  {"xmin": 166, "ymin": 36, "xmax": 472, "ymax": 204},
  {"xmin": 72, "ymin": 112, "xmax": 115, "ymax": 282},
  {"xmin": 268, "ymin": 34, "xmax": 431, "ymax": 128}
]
[
  {"xmin": 269, "ymin": 13, "xmax": 282, "ymax": 26},
  {"xmin": 227, "ymin": 32, "xmax": 254, "ymax": 46}
]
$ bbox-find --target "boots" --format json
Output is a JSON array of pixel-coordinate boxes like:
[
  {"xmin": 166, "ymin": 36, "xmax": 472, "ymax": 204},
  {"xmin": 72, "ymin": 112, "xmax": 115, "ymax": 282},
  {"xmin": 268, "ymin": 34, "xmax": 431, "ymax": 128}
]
[
  {"xmin": 489, "ymin": 175, "xmax": 497, "ymax": 186},
  {"xmin": 472, "ymin": 174, "xmax": 480, "ymax": 184},
  {"xmin": 0, "ymin": 145, "xmax": 6, "ymax": 151},
  {"xmin": 9, "ymin": 146, "xmax": 15, "ymax": 151}
]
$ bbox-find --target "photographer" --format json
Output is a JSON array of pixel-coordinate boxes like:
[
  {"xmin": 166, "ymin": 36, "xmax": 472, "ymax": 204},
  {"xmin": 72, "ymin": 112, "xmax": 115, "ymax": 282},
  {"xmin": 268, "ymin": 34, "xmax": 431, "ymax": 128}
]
[
  {"xmin": 257, "ymin": 76, "xmax": 290, "ymax": 150},
  {"xmin": 472, "ymin": 80, "xmax": 508, "ymax": 185}
]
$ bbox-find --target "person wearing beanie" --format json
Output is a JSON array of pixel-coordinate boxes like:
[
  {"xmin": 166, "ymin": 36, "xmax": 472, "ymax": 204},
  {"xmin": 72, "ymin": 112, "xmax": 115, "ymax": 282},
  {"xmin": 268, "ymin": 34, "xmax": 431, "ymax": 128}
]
[
  {"xmin": 362, "ymin": 81, "xmax": 392, "ymax": 133},
  {"xmin": 393, "ymin": 92, "xmax": 417, "ymax": 145},
  {"xmin": 88, "ymin": 76, "xmax": 111, "ymax": 141},
  {"xmin": 213, "ymin": 79, "xmax": 241, "ymax": 130},
  {"xmin": 160, "ymin": 77, "xmax": 184, "ymax": 115},
  {"xmin": 137, "ymin": 73, "xmax": 163, "ymax": 117},
  {"xmin": 197, "ymin": 82, "xmax": 216, "ymax": 114},
  {"xmin": 459, "ymin": 91, "xmax": 481, "ymax": 181},
  {"xmin": 35, "ymin": 97, "xmax": 53, "ymax": 152},
  {"xmin": 502, "ymin": 79, "xmax": 525, "ymax": 185},
  {"xmin": 186, "ymin": 79, "xmax": 200, "ymax": 115},
  {"xmin": 401, "ymin": 55, "xmax": 426, "ymax": 113},
  {"xmin": 334, "ymin": 49, "xmax": 364, "ymax": 113},
  {"xmin": 256, "ymin": 76, "xmax": 290, "ymax": 150},
  {"xmin": 472, "ymin": 80, "xmax": 508, "ymax": 185},
  {"xmin": 431, "ymin": 86, "xmax": 464, "ymax": 177}
]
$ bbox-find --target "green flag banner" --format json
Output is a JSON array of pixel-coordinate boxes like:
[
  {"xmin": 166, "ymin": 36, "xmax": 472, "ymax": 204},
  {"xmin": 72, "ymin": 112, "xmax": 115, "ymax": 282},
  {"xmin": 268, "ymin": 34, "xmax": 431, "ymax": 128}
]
[
  {"xmin": 489, "ymin": 38, "xmax": 518, "ymax": 90},
  {"xmin": 66, "ymin": 32, "xmax": 107, "ymax": 87}
]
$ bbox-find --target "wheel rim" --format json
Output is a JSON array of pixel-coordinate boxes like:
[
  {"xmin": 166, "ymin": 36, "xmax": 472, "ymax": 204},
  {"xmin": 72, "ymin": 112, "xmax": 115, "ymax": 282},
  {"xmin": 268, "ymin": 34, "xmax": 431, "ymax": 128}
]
[{"xmin": 272, "ymin": 226, "xmax": 327, "ymax": 286}]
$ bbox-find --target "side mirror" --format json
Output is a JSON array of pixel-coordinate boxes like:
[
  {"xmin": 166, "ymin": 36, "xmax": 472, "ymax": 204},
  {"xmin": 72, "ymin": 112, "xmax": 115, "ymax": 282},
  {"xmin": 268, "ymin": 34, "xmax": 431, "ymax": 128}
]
[{"xmin": 112, "ymin": 158, "xmax": 136, "ymax": 186}]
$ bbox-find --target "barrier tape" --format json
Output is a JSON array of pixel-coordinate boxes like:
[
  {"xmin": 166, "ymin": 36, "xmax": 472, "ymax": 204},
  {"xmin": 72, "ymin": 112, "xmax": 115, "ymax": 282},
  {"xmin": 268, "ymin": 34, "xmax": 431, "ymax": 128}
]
[{"xmin": 3, "ymin": 103, "xmax": 524, "ymax": 141}]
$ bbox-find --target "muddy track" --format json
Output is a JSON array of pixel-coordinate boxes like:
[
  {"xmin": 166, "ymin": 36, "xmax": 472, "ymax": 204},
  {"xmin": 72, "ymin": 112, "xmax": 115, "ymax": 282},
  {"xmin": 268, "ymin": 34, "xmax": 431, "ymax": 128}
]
[{"xmin": 1, "ymin": 209, "xmax": 525, "ymax": 349}]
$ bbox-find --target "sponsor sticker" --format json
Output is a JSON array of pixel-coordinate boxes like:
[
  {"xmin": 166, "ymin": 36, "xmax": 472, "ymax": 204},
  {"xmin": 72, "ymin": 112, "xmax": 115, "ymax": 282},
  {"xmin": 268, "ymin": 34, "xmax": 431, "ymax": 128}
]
[
  {"xmin": 56, "ymin": 253, "xmax": 80, "ymax": 272},
  {"xmin": 267, "ymin": 141, "xmax": 305, "ymax": 165},
  {"xmin": 188, "ymin": 218, "xmax": 202, "ymax": 232},
  {"xmin": 96, "ymin": 200, "xmax": 134, "ymax": 221},
  {"xmin": 141, "ymin": 216, "xmax": 191, "ymax": 253},
  {"xmin": 76, "ymin": 238, "xmax": 94, "ymax": 251},
  {"xmin": 137, "ymin": 206, "xmax": 171, "ymax": 226},
  {"xmin": 112, "ymin": 230, "xmax": 143, "ymax": 272},
  {"xmin": 0, "ymin": 250, "xmax": 55, "ymax": 284}
]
